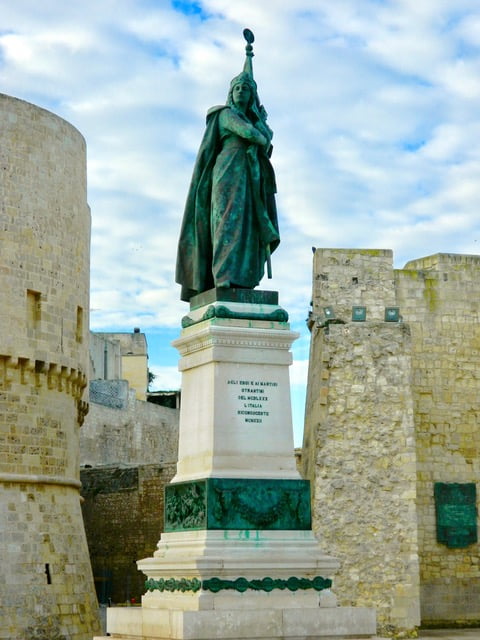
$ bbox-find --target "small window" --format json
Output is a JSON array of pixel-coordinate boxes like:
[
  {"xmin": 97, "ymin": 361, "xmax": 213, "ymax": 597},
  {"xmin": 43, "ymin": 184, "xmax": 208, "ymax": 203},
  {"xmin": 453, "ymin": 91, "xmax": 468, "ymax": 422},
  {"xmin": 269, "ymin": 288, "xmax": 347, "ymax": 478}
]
[
  {"xmin": 76, "ymin": 306, "xmax": 83, "ymax": 343},
  {"xmin": 27, "ymin": 290, "xmax": 41, "ymax": 328}
]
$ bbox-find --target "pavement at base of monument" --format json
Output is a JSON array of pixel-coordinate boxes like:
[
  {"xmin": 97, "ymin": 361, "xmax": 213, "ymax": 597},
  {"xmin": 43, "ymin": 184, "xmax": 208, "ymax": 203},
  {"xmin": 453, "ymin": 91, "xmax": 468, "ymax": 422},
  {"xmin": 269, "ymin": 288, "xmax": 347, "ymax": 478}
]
[
  {"xmin": 417, "ymin": 632, "xmax": 480, "ymax": 639},
  {"xmin": 95, "ymin": 630, "xmax": 480, "ymax": 640},
  {"xmin": 374, "ymin": 631, "xmax": 480, "ymax": 640}
]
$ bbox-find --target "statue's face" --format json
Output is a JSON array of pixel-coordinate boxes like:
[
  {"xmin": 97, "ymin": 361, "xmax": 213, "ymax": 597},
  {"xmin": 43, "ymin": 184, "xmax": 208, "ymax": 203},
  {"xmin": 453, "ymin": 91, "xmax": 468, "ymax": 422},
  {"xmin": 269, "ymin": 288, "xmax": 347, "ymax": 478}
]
[{"xmin": 232, "ymin": 81, "xmax": 251, "ymax": 109}]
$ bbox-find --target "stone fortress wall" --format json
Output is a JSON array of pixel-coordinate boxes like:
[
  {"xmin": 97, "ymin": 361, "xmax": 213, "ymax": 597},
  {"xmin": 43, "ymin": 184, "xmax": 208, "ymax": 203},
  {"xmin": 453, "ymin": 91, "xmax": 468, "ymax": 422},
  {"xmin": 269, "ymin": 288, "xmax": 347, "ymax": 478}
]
[
  {"xmin": 0, "ymin": 93, "xmax": 100, "ymax": 639},
  {"xmin": 79, "ymin": 401, "xmax": 178, "ymax": 604},
  {"xmin": 80, "ymin": 461, "xmax": 177, "ymax": 605},
  {"xmin": 302, "ymin": 248, "xmax": 480, "ymax": 635},
  {"xmin": 396, "ymin": 253, "xmax": 480, "ymax": 624},
  {"xmin": 80, "ymin": 389, "xmax": 178, "ymax": 468},
  {"xmin": 302, "ymin": 249, "xmax": 420, "ymax": 636},
  {"xmin": 80, "ymin": 330, "xmax": 179, "ymax": 604}
]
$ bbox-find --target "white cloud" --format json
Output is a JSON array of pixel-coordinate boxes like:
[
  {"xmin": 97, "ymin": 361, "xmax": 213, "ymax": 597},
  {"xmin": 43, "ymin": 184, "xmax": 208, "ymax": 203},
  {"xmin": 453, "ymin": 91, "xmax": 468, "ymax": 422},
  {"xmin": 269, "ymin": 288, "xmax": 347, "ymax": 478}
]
[
  {"xmin": 2, "ymin": 0, "xmax": 480, "ymax": 439},
  {"xmin": 149, "ymin": 365, "xmax": 181, "ymax": 392},
  {"xmin": 289, "ymin": 358, "xmax": 309, "ymax": 387}
]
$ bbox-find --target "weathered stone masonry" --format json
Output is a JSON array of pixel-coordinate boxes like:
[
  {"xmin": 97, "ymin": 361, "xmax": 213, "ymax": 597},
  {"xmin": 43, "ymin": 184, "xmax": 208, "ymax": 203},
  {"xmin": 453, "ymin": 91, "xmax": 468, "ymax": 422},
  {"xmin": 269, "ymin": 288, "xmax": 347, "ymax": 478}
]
[
  {"xmin": 302, "ymin": 249, "xmax": 420, "ymax": 636},
  {"xmin": 81, "ymin": 462, "xmax": 177, "ymax": 604},
  {"xmin": 79, "ymin": 387, "xmax": 179, "ymax": 605},
  {"xmin": 396, "ymin": 253, "xmax": 480, "ymax": 625},
  {"xmin": 302, "ymin": 248, "xmax": 480, "ymax": 634},
  {"xmin": 0, "ymin": 93, "xmax": 100, "ymax": 639}
]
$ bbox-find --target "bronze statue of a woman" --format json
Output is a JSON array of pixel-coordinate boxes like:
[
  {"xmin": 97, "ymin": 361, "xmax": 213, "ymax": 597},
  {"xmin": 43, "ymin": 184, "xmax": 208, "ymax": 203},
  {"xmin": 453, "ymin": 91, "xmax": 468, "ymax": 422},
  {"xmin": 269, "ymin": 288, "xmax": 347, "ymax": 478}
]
[{"xmin": 175, "ymin": 29, "xmax": 280, "ymax": 302}]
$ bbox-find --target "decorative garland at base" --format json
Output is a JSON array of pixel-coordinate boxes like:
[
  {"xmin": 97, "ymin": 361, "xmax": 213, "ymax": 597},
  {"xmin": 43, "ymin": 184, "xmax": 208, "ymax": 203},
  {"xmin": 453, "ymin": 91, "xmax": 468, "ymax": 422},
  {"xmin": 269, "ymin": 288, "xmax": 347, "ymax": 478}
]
[
  {"xmin": 145, "ymin": 575, "xmax": 332, "ymax": 594},
  {"xmin": 145, "ymin": 577, "xmax": 201, "ymax": 593}
]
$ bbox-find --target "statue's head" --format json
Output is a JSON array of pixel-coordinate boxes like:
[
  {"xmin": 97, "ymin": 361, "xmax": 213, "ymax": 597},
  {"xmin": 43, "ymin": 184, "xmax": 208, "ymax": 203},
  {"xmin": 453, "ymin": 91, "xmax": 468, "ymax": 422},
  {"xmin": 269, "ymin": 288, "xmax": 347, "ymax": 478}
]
[{"xmin": 227, "ymin": 71, "xmax": 257, "ymax": 109}]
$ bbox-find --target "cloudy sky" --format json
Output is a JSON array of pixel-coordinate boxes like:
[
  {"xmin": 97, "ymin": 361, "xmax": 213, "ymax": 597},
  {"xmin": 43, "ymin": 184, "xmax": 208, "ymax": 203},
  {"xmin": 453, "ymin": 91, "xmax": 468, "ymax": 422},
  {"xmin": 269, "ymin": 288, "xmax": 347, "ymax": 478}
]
[{"xmin": 2, "ymin": 1, "xmax": 480, "ymax": 444}]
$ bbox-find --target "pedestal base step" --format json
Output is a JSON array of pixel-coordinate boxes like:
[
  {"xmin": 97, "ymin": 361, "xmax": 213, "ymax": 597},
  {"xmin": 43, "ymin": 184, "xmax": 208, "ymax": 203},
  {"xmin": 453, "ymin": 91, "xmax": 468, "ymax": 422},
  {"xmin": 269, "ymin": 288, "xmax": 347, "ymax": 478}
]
[{"xmin": 104, "ymin": 605, "xmax": 376, "ymax": 639}]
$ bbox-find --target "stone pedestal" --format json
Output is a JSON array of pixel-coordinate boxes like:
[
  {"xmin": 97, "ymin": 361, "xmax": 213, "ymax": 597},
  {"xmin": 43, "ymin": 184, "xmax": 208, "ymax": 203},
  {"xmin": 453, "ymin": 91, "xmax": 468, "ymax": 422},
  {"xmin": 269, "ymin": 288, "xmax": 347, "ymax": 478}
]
[{"xmin": 99, "ymin": 290, "xmax": 376, "ymax": 639}]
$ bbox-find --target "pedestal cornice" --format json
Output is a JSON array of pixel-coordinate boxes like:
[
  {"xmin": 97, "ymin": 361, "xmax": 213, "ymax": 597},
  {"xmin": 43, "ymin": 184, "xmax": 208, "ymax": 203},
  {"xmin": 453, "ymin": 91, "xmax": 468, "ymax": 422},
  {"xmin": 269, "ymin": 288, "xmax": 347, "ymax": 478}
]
[{"xmin": 173, "ymin": 321, "xmax": 299, "ymax": 369}]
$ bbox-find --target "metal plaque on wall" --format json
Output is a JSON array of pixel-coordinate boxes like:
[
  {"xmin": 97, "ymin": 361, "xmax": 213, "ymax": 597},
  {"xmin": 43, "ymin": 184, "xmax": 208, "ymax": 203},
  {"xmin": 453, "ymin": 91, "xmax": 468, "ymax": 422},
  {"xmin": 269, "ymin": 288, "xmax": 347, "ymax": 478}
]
[{"xmin": 434, "ymin": 482, "xmax": 477, "ymax": 548}]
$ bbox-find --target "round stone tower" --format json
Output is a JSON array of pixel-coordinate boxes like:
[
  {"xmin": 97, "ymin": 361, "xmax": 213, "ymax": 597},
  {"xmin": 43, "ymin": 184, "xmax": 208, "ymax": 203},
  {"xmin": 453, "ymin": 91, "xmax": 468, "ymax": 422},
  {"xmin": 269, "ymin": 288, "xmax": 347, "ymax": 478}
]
[{"xmin": 0, "ymin": 94, "xmax": 100, "ymax": 639}]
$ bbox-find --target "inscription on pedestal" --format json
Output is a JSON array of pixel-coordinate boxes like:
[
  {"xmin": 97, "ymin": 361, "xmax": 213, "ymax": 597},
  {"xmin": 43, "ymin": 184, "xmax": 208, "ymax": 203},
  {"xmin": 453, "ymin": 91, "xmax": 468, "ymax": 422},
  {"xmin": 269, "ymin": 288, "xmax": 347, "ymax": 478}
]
[{"xmin": 227, "ymin": 379, "xmax": 278, "ymax": 424}]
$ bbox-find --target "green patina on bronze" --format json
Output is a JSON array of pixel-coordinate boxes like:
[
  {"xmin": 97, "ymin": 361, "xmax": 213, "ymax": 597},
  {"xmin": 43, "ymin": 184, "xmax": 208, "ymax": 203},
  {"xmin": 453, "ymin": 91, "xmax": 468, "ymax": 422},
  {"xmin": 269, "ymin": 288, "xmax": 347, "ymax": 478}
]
[
  {"xmin": 434, "ymin": 482, "xmax": 477, "ymax": 548},
  {"xmin": 190, "ymin": 287, "xmax": 279, "ymax": 309},
  {"xmin": 209, "ymin": 305, "xmax": 287, "ymax": 322},
  {"xmin": 202, "ymin": 576, "xmax": 332, "ymax": 593},
  {"xmin": 145, "ymin": 577, "xmax": 202, "ymax": 593},
  {"xmin": 181, "ymin": 304, "xmax": 288, "ymax": 328},
  {"xmin": 208, "ymin": 478, "xmax": 311, "ymax": 529},
  {"xmin": 175, "ymin": 31, "xmax": 279, "ymax": 303},
  {"xmin": 164, "ymin": 481, "xmax": 206, "ymax": 531},
  {"xmin": 145, "ymin": 575, "xmax": 332, "ymax": 594},
  {"xmin": 164, "ymin": 478, "xmax": 311, "ymax": 532}
]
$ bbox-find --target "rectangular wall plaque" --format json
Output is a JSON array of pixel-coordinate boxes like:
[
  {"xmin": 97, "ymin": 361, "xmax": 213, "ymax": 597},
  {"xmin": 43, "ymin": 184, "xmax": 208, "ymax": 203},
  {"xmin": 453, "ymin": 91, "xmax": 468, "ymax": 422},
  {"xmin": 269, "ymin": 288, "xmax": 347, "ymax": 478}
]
[
  {"xmin": 352, "ymin": 306, "xmax": 366, "ymax": 322},
  {"xmin": 434, "ymin": 482, "xmax": 477, "ymax": 548},
  {"xmin": 385, "ymin": 307, "xmax": 400, "ymax": 322}
]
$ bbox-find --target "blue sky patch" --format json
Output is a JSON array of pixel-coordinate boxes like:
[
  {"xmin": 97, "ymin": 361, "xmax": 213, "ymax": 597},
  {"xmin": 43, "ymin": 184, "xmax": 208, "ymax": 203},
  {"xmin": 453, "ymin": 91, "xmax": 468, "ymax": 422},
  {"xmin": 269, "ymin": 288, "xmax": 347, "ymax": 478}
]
[
  {"xmin": 402, "ymin": 140, "xmax": 426, "ymax": 152},
  {"xmin": 171, "ymin": 0, "xmax": 209, "ymax": 19}
]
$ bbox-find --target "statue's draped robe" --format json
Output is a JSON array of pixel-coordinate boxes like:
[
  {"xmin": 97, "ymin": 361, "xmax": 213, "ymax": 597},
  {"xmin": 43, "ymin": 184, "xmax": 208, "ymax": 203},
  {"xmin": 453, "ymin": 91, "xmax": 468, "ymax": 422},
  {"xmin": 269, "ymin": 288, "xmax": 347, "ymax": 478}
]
[{"xmin": 176, "ymin": 106, "xmax": 280, "ymax": 302}]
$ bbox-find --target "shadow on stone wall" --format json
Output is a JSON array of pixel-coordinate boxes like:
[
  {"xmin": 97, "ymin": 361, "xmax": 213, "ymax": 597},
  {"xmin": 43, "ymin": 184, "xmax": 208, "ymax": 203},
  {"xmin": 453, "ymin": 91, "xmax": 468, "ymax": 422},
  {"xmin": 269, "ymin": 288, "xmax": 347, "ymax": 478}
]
[{"xmin": 81, "ymin": 463, "xmax": 177, "ymax": 604}]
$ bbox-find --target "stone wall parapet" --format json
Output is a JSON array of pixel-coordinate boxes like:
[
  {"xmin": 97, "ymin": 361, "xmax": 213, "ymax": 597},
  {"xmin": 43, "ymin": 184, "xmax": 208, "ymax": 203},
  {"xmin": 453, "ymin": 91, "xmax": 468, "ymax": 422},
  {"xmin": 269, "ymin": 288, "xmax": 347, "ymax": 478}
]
[{"xmin": 0, "ymin": 354, "xmax": 88, "ymax": 424}]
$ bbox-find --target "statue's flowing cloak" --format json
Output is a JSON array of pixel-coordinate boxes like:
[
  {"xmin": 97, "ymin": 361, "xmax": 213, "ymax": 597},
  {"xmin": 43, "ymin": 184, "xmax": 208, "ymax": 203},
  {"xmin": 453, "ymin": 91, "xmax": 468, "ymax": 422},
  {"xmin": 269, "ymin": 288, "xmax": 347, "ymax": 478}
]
[{"xmin": 175, "ymin": 106, "xmax": 279, "ymax": 302}]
